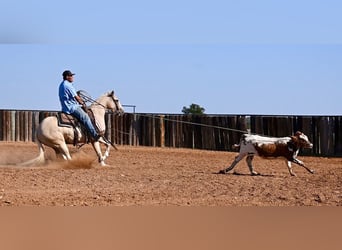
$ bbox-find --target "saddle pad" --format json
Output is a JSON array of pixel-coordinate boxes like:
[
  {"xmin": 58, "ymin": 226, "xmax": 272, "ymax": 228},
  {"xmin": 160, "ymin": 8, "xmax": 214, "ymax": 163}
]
[{"xmin": 57, "ymin": 112, "xmax": 77, "ymax": 128}]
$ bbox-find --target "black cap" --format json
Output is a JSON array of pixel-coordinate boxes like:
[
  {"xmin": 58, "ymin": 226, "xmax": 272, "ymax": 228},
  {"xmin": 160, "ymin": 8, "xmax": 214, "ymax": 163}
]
[{"xmin": 62, "ymin": 70, "xmax": 75, "ymax": 78}]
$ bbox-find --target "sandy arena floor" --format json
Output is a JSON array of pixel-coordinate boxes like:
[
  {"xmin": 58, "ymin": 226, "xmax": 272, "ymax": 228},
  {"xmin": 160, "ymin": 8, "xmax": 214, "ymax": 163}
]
[{"xmin": 0, "ymin": 141, "xmax": 341, "ymax": 206}]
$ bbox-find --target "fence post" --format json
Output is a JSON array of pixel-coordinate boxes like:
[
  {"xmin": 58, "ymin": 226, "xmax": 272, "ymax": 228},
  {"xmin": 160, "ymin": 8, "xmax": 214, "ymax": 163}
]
[
  {"xmin": 335, "ymin": 116, "xmax": 342, "ymax": 156},
  {"xmin": 10, "ymin": 111, "xmax": 15, "ymax": 141},
  {"xmin": 159, "ymin": 115, "xmax": 165, "ymax": 147}
]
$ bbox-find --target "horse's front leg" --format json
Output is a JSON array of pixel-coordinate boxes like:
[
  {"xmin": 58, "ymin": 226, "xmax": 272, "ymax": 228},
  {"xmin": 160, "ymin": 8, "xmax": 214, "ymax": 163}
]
[
  {"xmin": 98, "ymin": 138, "xmax": 111, "ymax": 160},
  {"xmin": 91, "ymin": 141, "xmax": 108, "ymax": 166}
]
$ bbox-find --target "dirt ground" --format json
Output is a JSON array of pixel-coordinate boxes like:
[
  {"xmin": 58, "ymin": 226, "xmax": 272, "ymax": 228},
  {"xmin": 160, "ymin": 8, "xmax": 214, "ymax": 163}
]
[{"xmin": 0, "ymin": 141, "xmax": 341, "ymax": 206}]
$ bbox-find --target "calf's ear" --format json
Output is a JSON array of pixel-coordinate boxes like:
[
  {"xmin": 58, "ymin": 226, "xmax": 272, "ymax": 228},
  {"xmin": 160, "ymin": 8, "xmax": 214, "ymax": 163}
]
[{"xmin": 295, "ymin": 131, "xmax": 302, "ymax": 136}]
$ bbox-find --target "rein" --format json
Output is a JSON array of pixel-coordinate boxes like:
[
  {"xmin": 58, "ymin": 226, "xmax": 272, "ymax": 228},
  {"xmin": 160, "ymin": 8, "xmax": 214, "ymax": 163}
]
[
  {"xmin": 78, "ymin": 90, "xmax": 120, "ymax": 112},
  {"xmin": 78, "ymin": 91, "xmax": 105, "ymax": 109}
]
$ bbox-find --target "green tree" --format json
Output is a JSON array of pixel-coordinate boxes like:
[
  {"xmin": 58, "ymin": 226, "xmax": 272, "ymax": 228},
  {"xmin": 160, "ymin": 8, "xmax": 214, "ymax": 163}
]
[{"xmin": 182, "ymin": 103, "xmax": 205, "ymax": 115}]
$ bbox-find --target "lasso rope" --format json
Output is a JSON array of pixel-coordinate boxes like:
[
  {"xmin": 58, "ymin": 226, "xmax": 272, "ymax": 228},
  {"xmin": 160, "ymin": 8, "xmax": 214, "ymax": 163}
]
[{"xmin": 111, "ymin": 113, "xmax": 249, "ymax": 138}]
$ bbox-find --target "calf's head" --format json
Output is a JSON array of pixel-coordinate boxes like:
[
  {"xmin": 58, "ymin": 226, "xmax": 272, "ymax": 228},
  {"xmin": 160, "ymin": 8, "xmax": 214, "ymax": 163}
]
[{"xmin": 292, "ymin": 131, "xmax": 313, "ymax": 149}]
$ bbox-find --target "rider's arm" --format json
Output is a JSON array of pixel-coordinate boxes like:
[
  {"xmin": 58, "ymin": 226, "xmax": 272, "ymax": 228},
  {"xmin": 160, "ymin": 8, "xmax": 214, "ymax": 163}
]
[
  {"xmin": 75, "ymin": 95, "xmax": 85, "ymax": 105},
  {"xmin": 75, "ymin": 95, "xmax": 87, "ymax": 110}
]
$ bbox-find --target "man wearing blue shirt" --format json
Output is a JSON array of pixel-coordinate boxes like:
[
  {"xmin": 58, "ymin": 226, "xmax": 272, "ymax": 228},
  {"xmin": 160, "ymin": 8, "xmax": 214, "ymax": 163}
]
[{"xmin": 59, "ymin": 70, "xmax": 100, "ymax": 141}]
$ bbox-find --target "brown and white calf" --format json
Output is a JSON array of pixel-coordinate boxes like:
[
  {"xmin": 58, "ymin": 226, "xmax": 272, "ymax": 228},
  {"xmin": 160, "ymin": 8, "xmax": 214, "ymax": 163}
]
[{"xmin": 219, "ymin": 131, "xmax": 314, "ymax": 176}]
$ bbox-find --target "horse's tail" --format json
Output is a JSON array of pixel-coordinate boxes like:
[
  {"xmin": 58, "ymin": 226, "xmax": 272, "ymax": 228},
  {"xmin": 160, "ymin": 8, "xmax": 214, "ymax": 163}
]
[{"xmin": 17, "ymin": 140, "xmax": 45, "ymax": 166}]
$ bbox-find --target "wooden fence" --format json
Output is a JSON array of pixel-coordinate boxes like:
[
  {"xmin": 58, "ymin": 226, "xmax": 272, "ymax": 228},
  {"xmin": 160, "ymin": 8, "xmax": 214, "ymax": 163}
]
[{"xmin": 1, "ymin": 109, "xmax": 342, "ymax": 156}]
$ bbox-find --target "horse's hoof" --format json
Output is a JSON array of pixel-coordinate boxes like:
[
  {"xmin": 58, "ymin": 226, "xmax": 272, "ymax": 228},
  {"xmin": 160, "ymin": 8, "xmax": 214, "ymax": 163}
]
[
  {"xmin": 218, "ymin": 170, "xmax": 227, "ymax": 174},
  {"xmin": 104, "ymin": 152, "xmax": 109, "ymax": 159},
  {"xmin": 100, "ymin": 162, "xmax": 109, "ymax": 167}
]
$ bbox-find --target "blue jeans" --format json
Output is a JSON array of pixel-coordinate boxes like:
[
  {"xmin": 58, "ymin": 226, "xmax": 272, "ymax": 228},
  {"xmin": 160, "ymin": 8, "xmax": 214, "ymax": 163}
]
[{"xmin": 71, "ymin": 106, "xmax": 99, "ymax": 140}]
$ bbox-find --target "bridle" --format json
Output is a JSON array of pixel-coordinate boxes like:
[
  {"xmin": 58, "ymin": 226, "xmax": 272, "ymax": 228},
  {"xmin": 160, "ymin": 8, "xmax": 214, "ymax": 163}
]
[{"xmin": 110, "ymin": 95, "xmax": 121, "ymax": 113}]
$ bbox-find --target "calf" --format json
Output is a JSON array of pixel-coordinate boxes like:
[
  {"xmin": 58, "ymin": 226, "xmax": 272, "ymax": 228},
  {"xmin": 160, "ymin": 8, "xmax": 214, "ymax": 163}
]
[{"xmin": 219, "ymin": 131, "xmax": 314, "ymax": 176}]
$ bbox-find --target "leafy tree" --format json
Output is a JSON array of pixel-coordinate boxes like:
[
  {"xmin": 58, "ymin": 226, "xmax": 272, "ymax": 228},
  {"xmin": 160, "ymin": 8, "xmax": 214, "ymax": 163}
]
[{"xmin": 182, "ymin": 103, "xmax": 205, "ymax": 115}]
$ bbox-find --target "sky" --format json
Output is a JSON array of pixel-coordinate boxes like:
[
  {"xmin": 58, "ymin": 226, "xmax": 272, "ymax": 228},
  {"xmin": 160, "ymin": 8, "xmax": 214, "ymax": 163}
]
[{"xmin": 0, "ymin": 0, "xmax": 341, "ymax": 115}]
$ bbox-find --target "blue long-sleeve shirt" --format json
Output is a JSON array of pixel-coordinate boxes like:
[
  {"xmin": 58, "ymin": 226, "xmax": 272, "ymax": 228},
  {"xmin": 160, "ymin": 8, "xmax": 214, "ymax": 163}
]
[{"xmin": 58, "ymin": 80, "xmax": 80, "ymax": 114}]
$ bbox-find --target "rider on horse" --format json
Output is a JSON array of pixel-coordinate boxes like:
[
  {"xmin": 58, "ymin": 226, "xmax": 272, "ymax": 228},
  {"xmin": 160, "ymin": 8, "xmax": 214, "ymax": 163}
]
[{"xmin": 58, "ymin": 70, "xmax": 100, "ymax": 142}]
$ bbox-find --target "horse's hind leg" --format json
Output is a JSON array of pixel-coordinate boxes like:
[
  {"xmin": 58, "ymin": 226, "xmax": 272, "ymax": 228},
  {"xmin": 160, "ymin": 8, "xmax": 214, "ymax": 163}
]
[{"xmin": 54, "ymin": 143, "xmax": 72, "ymax": 160}]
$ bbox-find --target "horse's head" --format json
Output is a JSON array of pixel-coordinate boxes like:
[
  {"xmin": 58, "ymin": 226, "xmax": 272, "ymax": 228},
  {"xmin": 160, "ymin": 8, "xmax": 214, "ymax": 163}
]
[{"xmin": 97, "ymin": 90, "xmax": 124, "ymax": 114}]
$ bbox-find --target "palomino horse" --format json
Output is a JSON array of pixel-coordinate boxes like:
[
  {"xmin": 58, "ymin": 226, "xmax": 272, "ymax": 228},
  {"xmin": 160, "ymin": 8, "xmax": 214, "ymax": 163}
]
[{"xmin": 20, "ymin": 91, "xmax": 124, "ymax": 166}]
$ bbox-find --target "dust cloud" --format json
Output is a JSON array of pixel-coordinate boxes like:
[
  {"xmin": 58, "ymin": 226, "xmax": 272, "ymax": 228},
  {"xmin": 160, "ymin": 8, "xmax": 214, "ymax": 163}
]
[{"xmin": 0, "ymin": 149, "xmax": 95, "ymax": 169}]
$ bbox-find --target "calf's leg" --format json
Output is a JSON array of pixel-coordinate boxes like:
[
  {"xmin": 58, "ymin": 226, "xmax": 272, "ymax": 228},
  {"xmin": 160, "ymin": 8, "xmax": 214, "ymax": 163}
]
[
  {"xmin": 219, "ymin": 153, "xmax": 246, "ymax": 174},
  {"xmin": 286, "ymin": 160, "xmax": 296, "ymax": 176},
  {"xmin": 292, "ymin": 158, "xmax": 314, "ymax": 174},
  {"xmin": 246, "ymin": 153, "xmax": 259, "ymax": 175}
]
